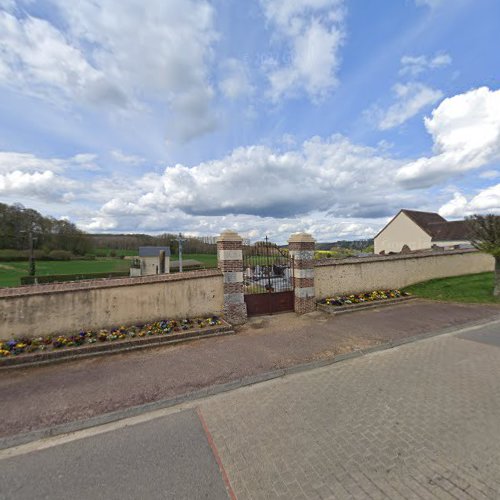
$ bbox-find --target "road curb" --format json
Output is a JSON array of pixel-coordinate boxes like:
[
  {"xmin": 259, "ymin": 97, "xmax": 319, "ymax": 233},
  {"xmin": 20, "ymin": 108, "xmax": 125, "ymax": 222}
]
[{"xmin": 2, "ymin": 314, "xmax": 500, "ymax": 451}]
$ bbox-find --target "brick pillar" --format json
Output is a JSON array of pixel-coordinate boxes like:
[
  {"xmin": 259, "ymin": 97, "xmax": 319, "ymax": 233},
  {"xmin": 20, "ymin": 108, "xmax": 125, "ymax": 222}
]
[
  {"xmin": 288, "ymin": 233, "xmax": 316, "ymax": 314},
  {"xmin": 217, "ymin": 230, "xmax": 247, "ymax": 325}
]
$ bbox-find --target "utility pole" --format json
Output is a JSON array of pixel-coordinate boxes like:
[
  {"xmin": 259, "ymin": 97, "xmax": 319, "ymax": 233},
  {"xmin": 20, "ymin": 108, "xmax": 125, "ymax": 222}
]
[
  {"xmin": 21, "ymin": 228, "xmax": 36, "ymax": 277},
  {"xmin": 176, "ymin": 233, "xmax": 186, "ymax": 272},
  {"xmin": 28, "ymin": 230, "xmax": 35, "ymax": 276}
]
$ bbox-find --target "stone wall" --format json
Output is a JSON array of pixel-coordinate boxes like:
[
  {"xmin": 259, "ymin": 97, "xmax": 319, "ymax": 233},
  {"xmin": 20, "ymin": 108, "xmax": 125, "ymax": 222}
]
[
  {"xmin": 314, "ymin": 249, "xmax": 494, "ymax": 299},
  {"xmin": 0, "ymin": 237, "xmax": 494, "ymax": 338},
  {"xmin": 0, "ymin": 269, "xmax": 224, "ymax": 339}
]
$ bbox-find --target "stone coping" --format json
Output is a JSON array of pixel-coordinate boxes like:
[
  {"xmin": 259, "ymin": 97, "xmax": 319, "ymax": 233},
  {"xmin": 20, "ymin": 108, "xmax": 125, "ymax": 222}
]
[
  {"xmin": 0, "ymin": 268, "xmax": 223, "ymax": 299},
  {"xmin": 217, "ymin": 230, "xmax": 243, "ymax": 242},
  {"xmin": 0, "ymin": 320, "xmax": 233, "ymax": 368},
  {"xmin": 288, "ymin": 232, "xmax": 315, "ymax": 243},
  {"xmin": 314, "ymin": 248, "xmax": 480, "ymax": 267},
  {"xmin": 317, "ymin": 296, "xmax": 416, "ymax": 315}
]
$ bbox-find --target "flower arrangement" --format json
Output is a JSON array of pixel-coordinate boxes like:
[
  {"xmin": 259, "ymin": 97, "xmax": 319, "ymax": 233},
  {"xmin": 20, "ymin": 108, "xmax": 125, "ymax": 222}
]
[
  {"xmin": 320, "ymin": 289, "xmax": 410, "ymax": 306},
  {"xmin": 0, "ymin": 316, "xmax": 223, "ymax": 357}
]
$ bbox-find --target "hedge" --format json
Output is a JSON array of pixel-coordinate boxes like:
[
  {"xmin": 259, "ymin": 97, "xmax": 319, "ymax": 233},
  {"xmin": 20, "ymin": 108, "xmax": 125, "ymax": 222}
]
[
  {"xmin": 0, "ymin": 253, "xmax": 97, "ymax": 262},
  {"xmin": 0, "ymin": 255, "xmax": 28, "ymax": 262},
  {"xmin": 20, "ymin": 271, "xmax": 129, "ymax": 285}
]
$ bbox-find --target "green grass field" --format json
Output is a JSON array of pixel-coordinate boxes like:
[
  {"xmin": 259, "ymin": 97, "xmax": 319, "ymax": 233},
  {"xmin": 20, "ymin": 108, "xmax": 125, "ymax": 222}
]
[
  {"xmin": 171, "ymin": 253, "xmax": 217, "ymax": 267},
  {"xmin": 0, "ymin": 252, "xmax": 218, "ymax": 287},
  {"xmin": 0, "ymin": 259, "xmax": 131, "ymax": 288},
  {"xmin": 95, "ymin": 248, "xmax": 138, "ymax": 257},
  {"xmin": 405, "ymin": 272, "xmax": 500, "ymax": 304}
]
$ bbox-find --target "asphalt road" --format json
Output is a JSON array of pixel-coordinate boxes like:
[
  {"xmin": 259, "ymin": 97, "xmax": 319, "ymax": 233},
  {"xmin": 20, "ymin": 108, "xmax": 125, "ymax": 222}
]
[{"xmin": 0, "ymin": 409, "xmax": 229, "ymax": 500}]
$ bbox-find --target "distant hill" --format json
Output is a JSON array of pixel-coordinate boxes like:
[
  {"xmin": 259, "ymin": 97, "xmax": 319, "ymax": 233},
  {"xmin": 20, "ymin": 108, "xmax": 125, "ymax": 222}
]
[
  {"xmin": 90, "ymin": 233, "xmax": 217, "ymax": 254},
  {"xmin": 315, "ymin": 239, "xmax": 373, "ymax": 251}
]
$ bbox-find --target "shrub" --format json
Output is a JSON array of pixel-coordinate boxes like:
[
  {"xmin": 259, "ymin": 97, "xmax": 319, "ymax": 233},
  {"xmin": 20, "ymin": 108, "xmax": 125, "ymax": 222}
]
[
  {"xmin": 20, "ymin": 271, "xmax": 129, "ymax": 285},
  {"xmin": 33, "ymin": 250, "xmax": 50, "ymax": 260},
  {"xmin": 70, "ymin": 254, "xmax": 96, "ymax": 260},
  {"xmin": 0, "ymin": 255, "xmax": 27, "ymax": 262},
  {"xmin": 48, "ymin": 250, "xmax": 73, "ymax": 261}
]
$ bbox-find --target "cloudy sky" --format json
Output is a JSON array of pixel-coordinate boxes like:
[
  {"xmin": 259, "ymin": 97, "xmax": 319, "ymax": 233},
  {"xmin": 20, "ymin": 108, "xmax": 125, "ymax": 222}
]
[{"xmin": 0, "ymin": 0, "xmax": 499, "ymax": 242}]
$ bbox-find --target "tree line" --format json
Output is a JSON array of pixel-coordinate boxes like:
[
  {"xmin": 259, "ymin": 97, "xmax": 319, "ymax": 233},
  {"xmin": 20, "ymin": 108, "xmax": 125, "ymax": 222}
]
[
  {"xmin": 315, "ymin": 239, "xmax": 374, "ymax": 252},
  {"xmin": 89, "ymin": 233, "xmax": 217, "ymax": 254},
  {"xmin": 0, "ymin": 202, "xmax": 93, "ymax": 255},
  {"xmin": 0, "ymin": 202, "xmax": 218, "ymax": 256}
]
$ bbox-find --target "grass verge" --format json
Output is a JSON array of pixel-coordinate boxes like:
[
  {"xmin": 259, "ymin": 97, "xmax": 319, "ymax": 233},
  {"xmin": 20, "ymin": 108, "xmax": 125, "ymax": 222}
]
[{"xmin": 404, "ymin": 272, "xmax": 500, "ymax": 304}]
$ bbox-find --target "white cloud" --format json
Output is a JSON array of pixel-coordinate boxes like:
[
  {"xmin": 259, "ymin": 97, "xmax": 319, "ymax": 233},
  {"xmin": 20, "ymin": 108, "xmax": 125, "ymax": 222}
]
[
  {"xmin": 0, "ymin": 151, "xmax": 63, "ymax": 174},
  {"xmin": 0, "ymin": 11, "xmax": 127, "ymax": 108},
  {"xmin": 0, "ymin": 151, "xmax": 98, "ymax": 202},
  {"xmin": 78, "ymin": 207, "xmax": 382, "ymax": 243},
  {"xmin": 0, "ymin": 0, "xmax": 15, "ymax": 11},
  {"xmin": 400, "ymin": 53, "xmax": 452, "ymax": 76},
  {"xmin": 73, "ymin": 153, "xmax": 101, "ymax": 171},
  {"xmin": 439, "ymin": 185, "xmax": 500, "ymax": 218},
  {"xmin": 397, "ymin": 87, "xmax": 500, "ymax": 188},
  {"xmin": 260, "ymin": 0, "xmax": 345, "ymax": 101},
  {"xmin": 81, "ymin": 134, "xmax": 417, "ymax": 239},
  {"xmin": 438, "ymin": 192, "xmax": 468, "ymax": 218},
  {"xmin": 81, "ymin": 215, "xmax": 118, "ymax": 231},
  {"xmin": 0, "ymin": 0, "xmax": 218, "ymax": 141},
  {"xmin": 0, "ymin": 139, "xmax": 426, "ymax": 242},
  {"xmin": 0, "ymin": 151, "xmax": 98, "ymax": 174},
  {"xmin": 479, "ymin": 170, "xmax": 500, "ymax": 180},
  {"xmin": 377, "ymin": 82, "xmax": 443, "ymax": 130},
  {"xmin": 110, "ymin": 150, "xmax": 145, "ymax": 166},
  {"xmin": 54, "ymin": 0, "xmax": 217, "ymax": 141},
  {"xmin": 219, "ymin": 59, "xmax": 253, "ymax": 100},
  {"xmin": 0, "ymin": 170, "xmax": 76, "ymax": 201}
]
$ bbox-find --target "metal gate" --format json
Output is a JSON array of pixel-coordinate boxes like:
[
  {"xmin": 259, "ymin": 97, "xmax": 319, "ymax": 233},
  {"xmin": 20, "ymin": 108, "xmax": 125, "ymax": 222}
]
[{"xmin": 243, "ymin": 237, "xmax": 294, "ymax": 316}]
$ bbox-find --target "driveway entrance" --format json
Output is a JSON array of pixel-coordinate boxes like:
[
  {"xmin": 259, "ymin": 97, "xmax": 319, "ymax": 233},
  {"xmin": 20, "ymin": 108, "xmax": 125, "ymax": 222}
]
[{"xmin": 243, "ymin": 237, "xmax": 294, "ymax": 315}]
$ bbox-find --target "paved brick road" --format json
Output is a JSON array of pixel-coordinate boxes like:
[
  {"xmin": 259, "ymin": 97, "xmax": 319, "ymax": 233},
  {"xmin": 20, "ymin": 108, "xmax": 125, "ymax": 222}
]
[{"xmin": 200, "ymin": 322, "xmax": 500, "ymax": 499}]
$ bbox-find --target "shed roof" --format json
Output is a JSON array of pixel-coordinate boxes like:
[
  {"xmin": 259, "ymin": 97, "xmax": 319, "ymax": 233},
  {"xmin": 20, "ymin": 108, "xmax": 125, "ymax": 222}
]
[{"xmin": 138, "ymin": 246, "xmax": 171, "ymax": 257}]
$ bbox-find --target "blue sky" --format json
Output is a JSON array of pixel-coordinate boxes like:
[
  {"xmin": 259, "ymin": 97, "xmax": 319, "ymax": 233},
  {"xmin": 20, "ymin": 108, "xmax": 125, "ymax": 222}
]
[{"xmin": 0, "ymin": 0, "xmax": 499, "ymax": 242}]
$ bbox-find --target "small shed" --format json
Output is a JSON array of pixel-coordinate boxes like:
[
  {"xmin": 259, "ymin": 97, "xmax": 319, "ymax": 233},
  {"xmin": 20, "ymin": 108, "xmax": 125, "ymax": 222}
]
[{"xmin": 130, "ymin": 246, "xmax": 171, "ymax": 277}]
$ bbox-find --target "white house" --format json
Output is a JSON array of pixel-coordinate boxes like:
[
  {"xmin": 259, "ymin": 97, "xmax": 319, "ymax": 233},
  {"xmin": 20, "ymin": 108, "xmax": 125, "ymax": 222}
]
[
  {"xmin": 374, "ymin": 209, "xmax": 472, "ymax": 254},
  {"xmin": 130, "ymin": 246, "xmax": 171, "ymax": 277}
]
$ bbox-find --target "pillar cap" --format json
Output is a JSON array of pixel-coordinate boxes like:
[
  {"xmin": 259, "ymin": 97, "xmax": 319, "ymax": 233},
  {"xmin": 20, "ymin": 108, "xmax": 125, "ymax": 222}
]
[
  {"xmin": 288, "ymin": 232, "xmax": 315, "ymax": 244},
  {"xmin": 217, "ymin": 230, "xmax": 243, "ymax": 242}
]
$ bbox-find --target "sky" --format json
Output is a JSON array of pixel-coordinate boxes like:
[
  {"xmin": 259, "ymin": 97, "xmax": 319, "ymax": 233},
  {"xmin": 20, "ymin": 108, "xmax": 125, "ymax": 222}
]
[{"xmin": 0, "ymin": 0, "xmax": 499, "ymax": 243}]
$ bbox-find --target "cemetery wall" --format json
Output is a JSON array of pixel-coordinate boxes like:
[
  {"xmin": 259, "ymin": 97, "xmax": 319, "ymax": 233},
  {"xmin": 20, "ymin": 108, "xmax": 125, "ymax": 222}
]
[
  {"xmin": 0, "ymin": 269, "xmax": 224, "ymax": 339},
  {"xmin": 314, "ymin": 249, "xmax": 494, "ymax": 299}
]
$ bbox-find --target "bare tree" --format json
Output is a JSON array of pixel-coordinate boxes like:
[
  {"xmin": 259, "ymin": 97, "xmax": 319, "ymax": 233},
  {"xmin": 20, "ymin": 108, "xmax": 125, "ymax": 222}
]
[{"xmin": 467, "ymin": 214, "xmax": 500, "ymax": 296}]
